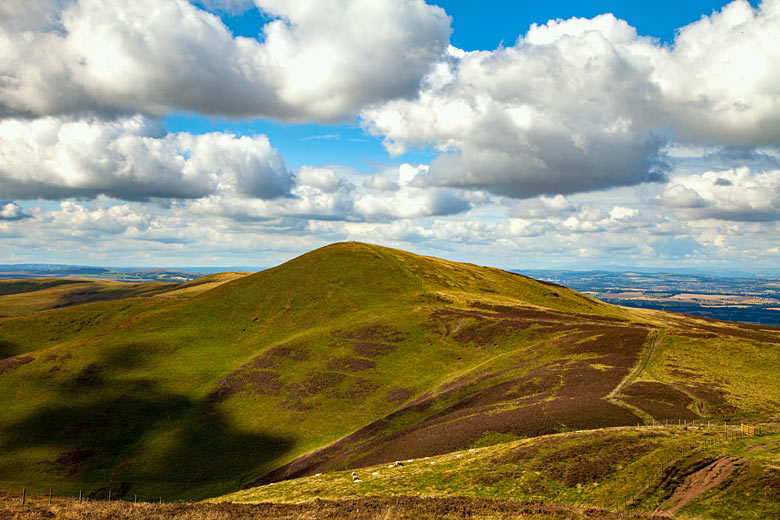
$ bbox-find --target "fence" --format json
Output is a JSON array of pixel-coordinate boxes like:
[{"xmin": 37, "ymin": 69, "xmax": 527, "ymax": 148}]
[{"xmin": 9, "ymin": 487, "xmax": 167, "ymax": 506}]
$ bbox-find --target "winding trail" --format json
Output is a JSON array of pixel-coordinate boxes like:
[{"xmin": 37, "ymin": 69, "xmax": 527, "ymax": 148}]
[
  {"xmin": 609, "ymin": 331, "xmax": 662, "ymax": 400},
  {"xmin": 606, "ymin": 332, "xmax": 662, "ymax": 422}
]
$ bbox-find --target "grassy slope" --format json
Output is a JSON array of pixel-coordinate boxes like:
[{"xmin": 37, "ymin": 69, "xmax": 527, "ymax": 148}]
[
  {"xmin": 0, "ymin": 279, "xmax": 178, "ymax": 317},
  {"xmin": 0, "ymin": 273, "xmax": 253, "ymax": 358},
  {"xmin": 0, "ymin": 279, "xmax": 83, "ymax": 296},
  {"xmin": 0, "ymin": 242, "xmax": 777, "ymax": 503},
  {"xmin": 219, "ymin": 425, "xmax": 780, "ymax": 520}
]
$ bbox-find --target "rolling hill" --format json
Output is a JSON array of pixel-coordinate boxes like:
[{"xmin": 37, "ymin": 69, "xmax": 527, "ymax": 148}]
[{"xmin": 0, "ymin": 242, "xmax": 777, "ymax": 505}]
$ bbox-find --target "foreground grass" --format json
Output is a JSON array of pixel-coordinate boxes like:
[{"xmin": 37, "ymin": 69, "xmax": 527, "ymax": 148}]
[
  {"xmin": 219, "ymin": 426, "xmax": 780, "ymax": 520},
  {"xmin": 0, "ymin": 496, "xmax": 666, "ymax": 520}
]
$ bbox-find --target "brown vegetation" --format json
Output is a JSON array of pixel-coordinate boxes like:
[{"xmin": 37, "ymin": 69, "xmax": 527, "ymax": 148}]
[
  {"xmin": 500, "ymin": 431, "xmax": 662, "ymax": 486},
  {"xmin": 252, "ymin": 319, "xmax": 654, "ymax": 484},
  {"xmin": 0, "ymin": 496, "xmax": 668, "ymax": 520},
  {"xmin": 384, "ymin": 387, "xmax": 416, "ymax": 405},
  {"xmin": 326, "ymin": 357, "xmax": 376, "ymax": 372},
  {"xmin": 251, "ymin": 344, "xmax": 311, "ymax": 369},
  {"xmin": 621, "ymin": 382, "xmax": 699, "ymax": 422},
  {"xmin": 337, "ymin": 325, "xmax": 408, "ymax": 343},
  {"xmin": 351, "ymin": 342, "xmax": 397, "ymax": 358}
]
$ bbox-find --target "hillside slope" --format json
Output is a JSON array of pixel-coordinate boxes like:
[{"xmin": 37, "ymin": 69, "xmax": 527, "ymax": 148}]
[
  {"xmin": 219, "ymin": 424, "xmax": 780, "ymax": 520},
  {"xmin": 0, "ymin": 279, "xmax": 177, "ymax": 317},
  {"xmin": 0, "ymin": 242, "xmax": 777, "ymax": 501}
]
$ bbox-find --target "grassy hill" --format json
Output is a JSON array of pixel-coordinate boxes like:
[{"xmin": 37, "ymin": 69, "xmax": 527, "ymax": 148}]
[{"xmin": 0, "ymin": 242, "xmax": 777, "ymax": 505}]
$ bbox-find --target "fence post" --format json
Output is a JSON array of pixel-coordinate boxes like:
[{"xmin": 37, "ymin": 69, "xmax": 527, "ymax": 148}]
[
  {"xmin": 49, "ymin": 487, "xmax": 52, "ymax": 505},
  {"xmin": 159, "ymin": 497, "xmax": 162, "ymax": 504},
  {"xmin": 79, "ymin": 489, "xmax": 82, "ymax": 504},
  {"xmin": 22, "ymin": 487, "xmax": 26, "ymax": 505},
  {"xmin": 108, "ymin": 490, "xmax": 111, "ymax": 503},
  {"xmin": 134, "ymin": 494, "xmax": 137, "ymax": 504}
]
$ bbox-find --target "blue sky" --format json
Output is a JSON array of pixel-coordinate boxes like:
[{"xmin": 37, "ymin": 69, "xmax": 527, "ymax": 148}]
[
  {"xmin": 168, "ymin": 0, "xmax": 760, "ymax": 169},
  {"xmin": 0, "ymin": 0, "xmax": 778, "ymax": 271},
  {"xmin": 439, "ymin": 0, "xmax": 759, "ymax": 47}
]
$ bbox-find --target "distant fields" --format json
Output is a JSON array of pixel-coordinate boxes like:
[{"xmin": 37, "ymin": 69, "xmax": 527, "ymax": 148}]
[
  {"xmin": 521, "ymin": 270, "xmax": 780, "ymax": 325},
  {"xmin": 0, "ymin": 242, "xmax": 777, "ymax": 518}
]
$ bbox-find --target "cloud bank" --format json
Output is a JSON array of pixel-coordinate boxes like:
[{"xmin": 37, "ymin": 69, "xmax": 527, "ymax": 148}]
[{"xmin": 0, "ymin": 0, "xmax": 451, "ymax": 121}]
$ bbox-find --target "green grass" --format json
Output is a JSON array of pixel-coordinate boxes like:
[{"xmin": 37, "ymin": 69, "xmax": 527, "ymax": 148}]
[{"xmin": 0, "ymin": 242, "xmax": 777, "ymax": 505}]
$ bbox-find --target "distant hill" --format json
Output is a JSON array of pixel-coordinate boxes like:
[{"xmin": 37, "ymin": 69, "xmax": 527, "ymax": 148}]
[
  {"xmin": 0, "ymin": 242, "xmax": 777, "ymax": 505},
  {"xmin": 0, "ymin": 265, "xmax": 205, "ymax": 283},
  {"xmin": 0, "ymin": 264, "xmax": 262, "ymax": 280}
]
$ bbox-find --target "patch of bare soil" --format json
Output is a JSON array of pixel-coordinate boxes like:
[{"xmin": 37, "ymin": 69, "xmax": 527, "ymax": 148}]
[
  {"xmin": 0, "ymin": 354, "xmax": 34, "ymax": 375},
  {"xmin": 661, "ymin": 456, "xmax": 743, "ymax": 514}
]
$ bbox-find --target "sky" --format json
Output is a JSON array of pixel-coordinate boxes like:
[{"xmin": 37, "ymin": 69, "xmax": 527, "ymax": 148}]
[{"xmin": 1, "ymin": 0, "xmax": 779, "ymax": 272}]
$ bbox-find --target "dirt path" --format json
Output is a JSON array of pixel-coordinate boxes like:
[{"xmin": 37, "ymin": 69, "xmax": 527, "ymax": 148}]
[
  {"xmin": 662, "ymin": 378, "xmax": 706, "ymax": 416},
  {"xmin": 606, "ymin": 332, "xmax": 662, "ymax": 425},
  {"xmin": 608, "ymin": 332, "xmax": 709, "ymax": 419},
  {"xmin": 661, "ymin": 457, "xmax": 743, "ymax": 514},
  {"xmin": 608, "ymin": 332, "xmax": 661, "ymax": 401}
]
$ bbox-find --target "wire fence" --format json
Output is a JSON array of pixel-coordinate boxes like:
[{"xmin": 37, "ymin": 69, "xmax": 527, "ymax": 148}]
[{"xmin": 7, "ymin": 486, "xmax": 171, "ymax": 506}]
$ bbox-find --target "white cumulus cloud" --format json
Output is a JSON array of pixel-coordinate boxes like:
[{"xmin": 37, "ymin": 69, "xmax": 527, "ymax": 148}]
[
  {"xmin": 361, "ymin": 0, "xmax": 780, "ymax": 199},
  {"xmin": 658, "ymin": 167, "xmax": 780, "ymax": 221},
  {"xmin": 0, "ymin": 0, "xmax": 451, "ymax": 121},
  {"xmin": 0, "ymin": 115, "xmax": 292, "ymax": 201},
  {"xmin": 0, "ymin": 201, "xmax": 29, "ymax": 220}
]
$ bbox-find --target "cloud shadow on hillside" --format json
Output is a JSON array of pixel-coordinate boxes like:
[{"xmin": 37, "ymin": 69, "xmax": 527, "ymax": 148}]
[{"xmin": 0, "ymin": 342, "xmax": 293, "ymax": 500}]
